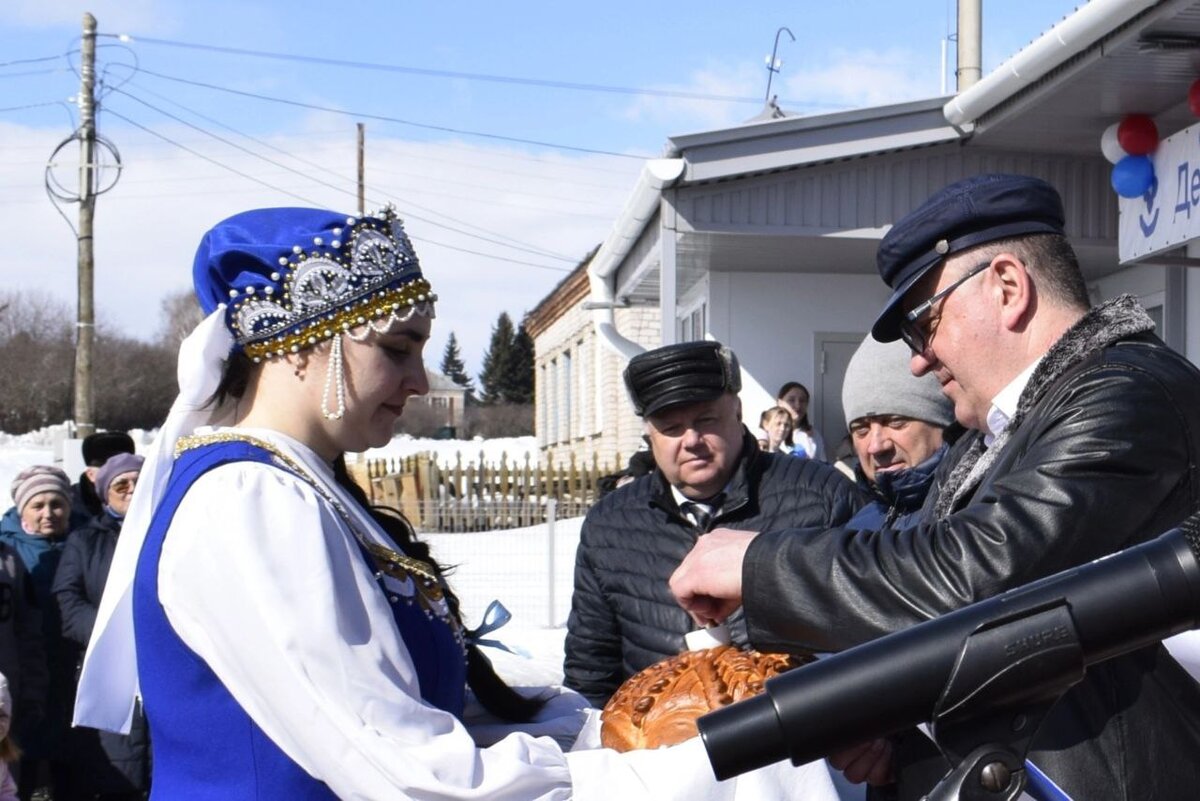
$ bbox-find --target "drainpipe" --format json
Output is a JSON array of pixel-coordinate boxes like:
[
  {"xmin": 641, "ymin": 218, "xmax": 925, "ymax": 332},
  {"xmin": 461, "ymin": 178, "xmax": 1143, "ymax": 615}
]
[
  {"xmin": 956, "ymin": 0, "xmax": 981, "ymax": 91},
  {"xmin": 945, "ymin": 0, "xmax": 1158, "ymax": 127},
  {"xmin": 587, "ymin": 157, "xmax": 685, "ymax": 359}
]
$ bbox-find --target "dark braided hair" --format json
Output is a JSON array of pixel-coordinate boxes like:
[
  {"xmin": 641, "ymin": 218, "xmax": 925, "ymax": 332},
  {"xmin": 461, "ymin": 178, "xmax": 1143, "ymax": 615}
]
[
  {"xmin": 211, "ymin": 350, "xmax": 544, "ymax": 722},
  {"xmin": 332, "ymin": 457, "xmax": 545, "ymax": 723}
]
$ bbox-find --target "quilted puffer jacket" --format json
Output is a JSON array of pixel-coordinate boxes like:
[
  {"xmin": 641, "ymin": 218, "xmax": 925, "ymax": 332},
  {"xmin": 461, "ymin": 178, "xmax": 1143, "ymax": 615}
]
[{"xmin": 564, "ymin": 428, "xmax": 863, "ymax": 706}]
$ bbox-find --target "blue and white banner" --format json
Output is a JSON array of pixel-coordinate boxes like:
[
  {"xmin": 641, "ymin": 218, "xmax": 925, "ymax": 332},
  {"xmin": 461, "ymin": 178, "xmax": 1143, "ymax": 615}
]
[{"xmin": 1119, "ymin": 121, "xmax": 1200, "ymax": 263}]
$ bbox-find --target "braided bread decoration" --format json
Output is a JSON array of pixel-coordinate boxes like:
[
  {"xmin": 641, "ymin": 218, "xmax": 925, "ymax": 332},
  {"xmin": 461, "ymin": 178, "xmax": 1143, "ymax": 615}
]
[{"xmin": 599, "ymin": 645, "xmax": 806, "ymax": 751}]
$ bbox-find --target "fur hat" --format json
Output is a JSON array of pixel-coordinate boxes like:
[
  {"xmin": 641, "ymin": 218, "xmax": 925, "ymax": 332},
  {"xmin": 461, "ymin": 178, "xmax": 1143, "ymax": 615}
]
[
  {"xmin": 841, "ymin": 335, "xmax": 954, "ymax": 429},
  {"xmin": 81, "ymin": 430, "xmax": 135, "ymax": 468},
  {"xmin": 11, "ymin": 465, "xmax": 71, "ymax": 515}
]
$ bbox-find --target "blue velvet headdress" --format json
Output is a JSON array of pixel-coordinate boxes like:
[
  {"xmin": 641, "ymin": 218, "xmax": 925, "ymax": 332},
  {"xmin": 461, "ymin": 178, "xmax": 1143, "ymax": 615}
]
[{"xmin": 192, "ymin": 206, "xmax": 436, "ymax": 362}]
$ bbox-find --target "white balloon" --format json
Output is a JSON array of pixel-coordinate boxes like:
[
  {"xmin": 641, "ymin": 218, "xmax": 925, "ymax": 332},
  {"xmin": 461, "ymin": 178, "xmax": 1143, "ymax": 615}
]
[{"xmin": 1101, "ymin": 122, "xmax": 1126, "ymax": 164}]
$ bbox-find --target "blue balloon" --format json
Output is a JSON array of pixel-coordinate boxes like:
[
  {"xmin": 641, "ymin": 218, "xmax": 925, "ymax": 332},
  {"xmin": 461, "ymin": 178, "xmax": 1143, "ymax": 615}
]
[{"xmin": 1111, "ymin": 155, "xmax": 1156, "ymax": 199}]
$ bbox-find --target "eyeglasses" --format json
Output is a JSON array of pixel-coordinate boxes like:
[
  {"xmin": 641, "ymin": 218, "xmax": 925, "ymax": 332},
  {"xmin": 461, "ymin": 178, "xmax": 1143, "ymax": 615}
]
[
  {"xmin": 898, "ymin": 260, "xmax": 991, "ymax": 354},
  {"xmin": 109, "ymin": 477, "xmax": 138, "ymax": 495}
]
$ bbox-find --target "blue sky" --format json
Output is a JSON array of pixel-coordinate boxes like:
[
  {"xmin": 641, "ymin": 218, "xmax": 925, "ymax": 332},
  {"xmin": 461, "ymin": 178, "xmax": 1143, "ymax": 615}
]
[{"xmin": 1, "ymin": 0, "xmax": 1083, "ymax": 374}]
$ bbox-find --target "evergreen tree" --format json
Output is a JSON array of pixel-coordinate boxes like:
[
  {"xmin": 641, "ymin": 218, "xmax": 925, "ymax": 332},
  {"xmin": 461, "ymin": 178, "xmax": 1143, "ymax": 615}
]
[
  {"xmin": 504, "ymin": 323, "xmax": 535, "ymax": 404},
  {"xmin": 439, "ymin": 331, "xmax": 475, "ymax": 399},
  {"xmin": 478, "ymin": 312, "xmax": 515, "ymax": 405}
]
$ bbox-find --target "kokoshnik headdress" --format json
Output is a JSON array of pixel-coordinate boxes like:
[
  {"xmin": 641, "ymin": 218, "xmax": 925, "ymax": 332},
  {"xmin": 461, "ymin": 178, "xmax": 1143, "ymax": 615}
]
[
  {"xmin": 192, "ymin": 205, "xmax": 437, "ymax": 419},
  {"xmin": 76, "ymin": 206, "xmax": 437, "ymax": 734}
]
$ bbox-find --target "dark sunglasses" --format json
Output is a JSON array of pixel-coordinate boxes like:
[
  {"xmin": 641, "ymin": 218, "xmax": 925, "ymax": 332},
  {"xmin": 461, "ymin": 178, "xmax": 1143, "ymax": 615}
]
[
  {"xmin": 109, "ymin": 477, "xmax": 139, "ymax": 495},
  {"xmin": 898, "ymin": 260, "xmax": 991, "ymax": 354}
]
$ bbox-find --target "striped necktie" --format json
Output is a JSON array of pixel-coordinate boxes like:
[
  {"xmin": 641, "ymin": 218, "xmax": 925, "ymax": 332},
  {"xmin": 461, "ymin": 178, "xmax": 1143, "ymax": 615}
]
[{"xmin": 682, "ymin": 500, "xmax": 717, "ymax": 533}]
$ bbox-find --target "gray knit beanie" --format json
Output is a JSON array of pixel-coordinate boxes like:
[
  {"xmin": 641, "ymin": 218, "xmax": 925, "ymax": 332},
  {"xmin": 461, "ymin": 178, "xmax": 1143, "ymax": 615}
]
[
  {"xmin": 11, "ymin": 465, "xmax": 71, "ymax": 515},
  {"xmin": 841, "ymin": 335, "xmax": 954, "ymax": 429}
]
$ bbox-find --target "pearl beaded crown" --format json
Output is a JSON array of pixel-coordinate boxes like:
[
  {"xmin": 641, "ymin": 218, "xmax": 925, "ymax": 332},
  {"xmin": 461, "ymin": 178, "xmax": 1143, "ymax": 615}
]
[{"xmin": 193, "ymin": 205, "xmax": 437, "ymax": 361}]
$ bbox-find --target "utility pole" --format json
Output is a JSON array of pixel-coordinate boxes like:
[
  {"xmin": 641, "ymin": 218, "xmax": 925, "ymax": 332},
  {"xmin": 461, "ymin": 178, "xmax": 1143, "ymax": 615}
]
[
  {"xmin": 356, "ymin": 122, "xmax": 365, "ymax": 215},
  {"xmin": 956, "ymin": 0, "xmax": 982, "ymax": 91},
  {"xmin": 75, "ymin": 12, "xmax": 97, "ymax": 439}
]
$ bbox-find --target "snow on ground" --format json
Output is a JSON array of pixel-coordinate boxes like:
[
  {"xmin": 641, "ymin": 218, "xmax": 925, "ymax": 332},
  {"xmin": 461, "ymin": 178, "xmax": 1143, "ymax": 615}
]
[
  {"xmin": 358, "ymin": 434, "xmax": 537, "ymax": 467},
  {"xmin": 0, "ymin": 428, "xmax": 574, "ymax": 688}
]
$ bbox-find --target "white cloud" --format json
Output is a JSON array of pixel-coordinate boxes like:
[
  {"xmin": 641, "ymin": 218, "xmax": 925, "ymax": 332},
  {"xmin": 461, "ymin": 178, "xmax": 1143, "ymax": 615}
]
[
  {"xmin": 778, "ymin": 47, "xmax": 941, "ymax": 110},
  {"xmin": 617, "ymin": 45, "xmax": 941, "ymax": 137},
  {"xmin": 619, "ymin": 62, "xmax": 764, "ymax": 133},
  {"xmin": 7, "ymin": 0, "xmax": 180, "ymax": 34},
  {"xmin": 0, "ymin": 119, "xmax": 641, "ymax": 378}
]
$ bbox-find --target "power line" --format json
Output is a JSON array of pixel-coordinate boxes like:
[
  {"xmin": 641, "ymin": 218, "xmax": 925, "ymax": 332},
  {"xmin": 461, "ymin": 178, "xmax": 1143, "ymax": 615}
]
[
  {"xmin": 101, "ymin": 107, "xmax": 581, "ymax": 273},
  {"xmin": 0, "ymin": 54, "xmax": 63, "ymax": 68},
  {"xmin": 120, "ymin": 80, "xmax": 585, "ymax": 259},
  {"xmin": 109, "ymin": 87, "xmax": 581, "ymax": 263},
  {"xmin": 102, "ymin": 107, "xmax": 326, "ymax": 205},
  {"xmin": 110, "ymin": 33, "xmax": 772, "ymax": 106},
  {"xmin": 0, "ymin": 101, "xmax": 66, "ymax": 114},
  {"xmin": 0, "ymin": 68, "xmax": 65, "ymax": 79},
  {"xmin": 133, "ymin": 67, "xmax": 648, "ymax": 159}
]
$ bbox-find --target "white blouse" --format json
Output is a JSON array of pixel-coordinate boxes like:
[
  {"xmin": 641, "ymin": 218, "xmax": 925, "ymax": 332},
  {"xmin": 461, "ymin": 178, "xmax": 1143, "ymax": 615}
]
[{"xmin": 154, "ymin": 428, "xmax": 728, "ymax": 801}]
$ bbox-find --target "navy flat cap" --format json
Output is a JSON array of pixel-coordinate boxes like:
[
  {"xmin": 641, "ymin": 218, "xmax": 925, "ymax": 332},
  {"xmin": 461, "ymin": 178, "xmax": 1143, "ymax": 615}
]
[
  {"xmin": 871, "ymin": 174, "xmax": 1065, "ymax": 342},
  {"xmin": 624, "ymin": 341, "xmax": 741, "ymax": 417}
]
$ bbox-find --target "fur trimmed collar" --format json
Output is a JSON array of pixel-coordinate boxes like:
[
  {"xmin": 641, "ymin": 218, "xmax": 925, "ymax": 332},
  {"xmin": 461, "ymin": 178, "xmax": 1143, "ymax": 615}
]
[{"xmin": 933, "ymin": 294, "xmax": 1155, "ymax": 518}]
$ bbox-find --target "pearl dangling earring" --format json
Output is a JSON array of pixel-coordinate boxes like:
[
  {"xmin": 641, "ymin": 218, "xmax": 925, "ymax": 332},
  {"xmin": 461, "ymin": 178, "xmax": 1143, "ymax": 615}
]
[{"xmin": 321, "ymin": 333, "xmax": 347, "ymax": 420}]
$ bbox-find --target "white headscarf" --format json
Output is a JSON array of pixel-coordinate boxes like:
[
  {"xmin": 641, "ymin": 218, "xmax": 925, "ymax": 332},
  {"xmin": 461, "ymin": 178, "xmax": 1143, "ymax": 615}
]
[{"xmin": 74, "ymin": 307, "xmax": 234, "ymax": 733}]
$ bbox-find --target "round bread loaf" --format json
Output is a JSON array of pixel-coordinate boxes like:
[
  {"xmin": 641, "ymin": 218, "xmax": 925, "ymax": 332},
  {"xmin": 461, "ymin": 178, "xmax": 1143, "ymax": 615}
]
[{"xmin": 599, "ymin": 644, "xmax": 803, "ymax": 751}]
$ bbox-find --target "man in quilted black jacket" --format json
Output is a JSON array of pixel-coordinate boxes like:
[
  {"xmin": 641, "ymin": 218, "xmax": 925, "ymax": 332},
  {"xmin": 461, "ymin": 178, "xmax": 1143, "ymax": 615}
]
[{"xmin": 563, "ymin": 340, "xmax": 864, "ymax": 706}]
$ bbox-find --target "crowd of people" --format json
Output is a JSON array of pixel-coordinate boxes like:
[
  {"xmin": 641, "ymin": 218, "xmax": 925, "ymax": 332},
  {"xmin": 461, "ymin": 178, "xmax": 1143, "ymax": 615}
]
[
  {"xmin": 0, "ymin": 172, "xmax": 1192, "ymax": 801},
  {"xmin": 0, "ymin": 433, "xmax": 149, "ymax": 800}
]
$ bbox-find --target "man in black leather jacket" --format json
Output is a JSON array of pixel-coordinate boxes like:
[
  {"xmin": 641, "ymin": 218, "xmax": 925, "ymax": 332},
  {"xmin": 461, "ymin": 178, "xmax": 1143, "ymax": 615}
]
[
  {"xmin": 563, "ymin": 341, "xmax": 862, "ymax": 707},
  {"xmin": 670, "ymin": 174, "xmax": 1200, "ymax": 800}
]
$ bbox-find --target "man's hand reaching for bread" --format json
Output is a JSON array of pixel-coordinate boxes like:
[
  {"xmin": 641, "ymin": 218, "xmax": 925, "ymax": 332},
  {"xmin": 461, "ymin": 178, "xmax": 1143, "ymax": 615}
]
[{"xmin": 669, "ymin": 528, "xmax": 757, "ymax": 626}]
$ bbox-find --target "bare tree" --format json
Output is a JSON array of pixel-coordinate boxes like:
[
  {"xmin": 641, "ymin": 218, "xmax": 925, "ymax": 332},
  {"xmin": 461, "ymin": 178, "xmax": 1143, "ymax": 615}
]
[
  {"xmin": 157, "ymin": 290, "xmax": 206, "ymax": 352},
  {"xmin": 0, "ymin": 290, "xmax": 75, "ymax": 432}
]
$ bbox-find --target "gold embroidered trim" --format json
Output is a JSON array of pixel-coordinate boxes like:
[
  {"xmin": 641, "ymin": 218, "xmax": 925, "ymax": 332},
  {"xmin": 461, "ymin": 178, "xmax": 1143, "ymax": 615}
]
[
  {"xmin": 174, "ymin": 432, "xmax": 455, "ymax": 625},
  {"xmin": 241, "ymin": 282, "xmax": 435, "ymax": 361}
]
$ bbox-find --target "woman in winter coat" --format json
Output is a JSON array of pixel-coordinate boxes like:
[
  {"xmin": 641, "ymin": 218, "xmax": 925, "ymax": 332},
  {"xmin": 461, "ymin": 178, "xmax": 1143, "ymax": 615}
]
[
  {"xmin": 54, "ymin": 453, "xmax": 150, "ymax": 800},
  {"xmin": 0, "ymin": 467, "xmax": 76, "ymax": 801}
]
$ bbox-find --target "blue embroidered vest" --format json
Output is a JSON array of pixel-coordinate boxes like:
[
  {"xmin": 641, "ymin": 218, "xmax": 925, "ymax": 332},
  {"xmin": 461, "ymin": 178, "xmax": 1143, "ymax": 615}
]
[{"xmin": 133, "ymin": 439, "xmax": 467, "ymax": 799}]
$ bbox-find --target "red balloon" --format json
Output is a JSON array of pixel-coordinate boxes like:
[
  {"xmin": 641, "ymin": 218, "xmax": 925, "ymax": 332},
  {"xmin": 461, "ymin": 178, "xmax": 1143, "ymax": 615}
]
[
  {"xmin": 1118, "ymin": 114, "xmax": 1159, "ymax": 156},
  {"xmin": 1190, "ymin": 79, "xmax": 1200, "ymax": 118}
]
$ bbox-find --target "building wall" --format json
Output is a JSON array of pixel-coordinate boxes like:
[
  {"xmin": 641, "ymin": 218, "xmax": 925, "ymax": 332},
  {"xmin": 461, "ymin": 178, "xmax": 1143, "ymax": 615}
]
[
  {"xmin": 708, "ymin": 270, "xmax": 891, "ymax": 444},
  {"xmin": 413, "ymin": 388, "xmax": 466, "ymax": 429},
  {"xmin": 533, "ymin": 301, "xmax": 658, "ymax": 470}
]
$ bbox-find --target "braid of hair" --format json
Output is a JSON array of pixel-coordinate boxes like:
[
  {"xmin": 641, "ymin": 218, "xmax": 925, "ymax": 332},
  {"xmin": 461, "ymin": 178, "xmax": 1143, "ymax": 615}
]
[{"xmin": 331, "ymin": 457, "xmax": 545, "ymax": 723}]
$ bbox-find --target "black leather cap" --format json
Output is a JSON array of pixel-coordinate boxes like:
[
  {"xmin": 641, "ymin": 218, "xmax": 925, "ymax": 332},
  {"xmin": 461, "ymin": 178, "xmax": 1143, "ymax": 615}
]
[
  {"xmin": 872, "ymin": 174, "xmax": 1065, "ymax": 342},
  {"xmin": 624, "ymin": 341, "xmax": 741, "ymax": 417}
]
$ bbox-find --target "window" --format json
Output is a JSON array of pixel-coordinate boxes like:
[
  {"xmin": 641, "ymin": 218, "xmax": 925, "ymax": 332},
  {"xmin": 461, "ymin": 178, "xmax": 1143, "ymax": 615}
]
[
  {"xmin": 577, "ymin": 338, "xmax": 589, "ymax": 435},
  {"xmin": 549, "ymin": 360, "xmax": 558, "ymax": 443},
  {"xmin": 678, "ymin": 301, "xmax": 707, "ymax": 341},
  {"xmin": 539, "ymin": 364, "xmax": 548, "ymax": 446},
  {"xmin": 562, "ymin": 350, "xmax": 573, "ymax": 442}
]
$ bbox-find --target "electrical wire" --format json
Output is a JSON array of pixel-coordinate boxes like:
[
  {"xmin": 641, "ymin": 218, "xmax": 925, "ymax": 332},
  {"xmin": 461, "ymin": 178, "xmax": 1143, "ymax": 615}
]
[
  {"xmin": 102, "ymin": 107, "xmax": 581, "ymax": 273},
  {"xmin": 0, "ymin": 54, "xmax": 63, "ymax": 68},
  {"xmin": 118, "ymin": 80, "xmax": 586, "ymax": 260},
  {"xmin": 108, "ymin": 87, "xmax": 582, "ymax": 263},
  {"xmin": 102, "ymin": 107, "xmax": 326, "ymax": 205},
  {"xmin": 0, "ymin": 69, "xmax": 64, "ymax": 79},
  {"xmin": 107, "ymin": 34, "xmax": 771, "ymax": 105},
  {"xmin": 132, "ymin": 67, "xmax": 648, "ymax": 159},
  {"xmin": 0, "ymin": 101, "xmax": 66, "ymax": 114}
]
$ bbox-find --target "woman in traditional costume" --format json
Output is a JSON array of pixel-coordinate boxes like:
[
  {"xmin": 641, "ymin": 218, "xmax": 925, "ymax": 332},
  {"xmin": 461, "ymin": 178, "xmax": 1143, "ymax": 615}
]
[{"xmin": 72, "ymin": 207, "xmax": 725, "ymax": 801}]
